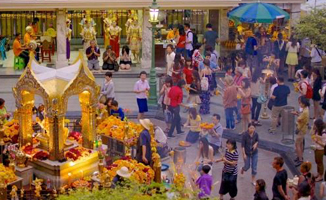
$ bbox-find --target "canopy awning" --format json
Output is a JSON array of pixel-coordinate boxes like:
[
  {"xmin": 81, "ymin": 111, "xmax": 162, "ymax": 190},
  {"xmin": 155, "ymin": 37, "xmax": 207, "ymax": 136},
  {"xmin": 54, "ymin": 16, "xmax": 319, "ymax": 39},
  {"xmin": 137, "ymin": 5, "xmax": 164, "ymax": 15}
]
[{"xmin": 0, "ymin": 0, "xmax": 240, "ymax": 10}]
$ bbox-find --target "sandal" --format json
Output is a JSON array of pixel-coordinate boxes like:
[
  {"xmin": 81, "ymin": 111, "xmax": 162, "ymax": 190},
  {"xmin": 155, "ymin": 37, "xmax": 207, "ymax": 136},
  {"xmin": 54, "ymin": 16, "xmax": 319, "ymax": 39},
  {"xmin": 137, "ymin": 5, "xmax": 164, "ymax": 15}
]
[{"xmin": 315, "ymin": 176, "xmax": 323, "ymax": 182}]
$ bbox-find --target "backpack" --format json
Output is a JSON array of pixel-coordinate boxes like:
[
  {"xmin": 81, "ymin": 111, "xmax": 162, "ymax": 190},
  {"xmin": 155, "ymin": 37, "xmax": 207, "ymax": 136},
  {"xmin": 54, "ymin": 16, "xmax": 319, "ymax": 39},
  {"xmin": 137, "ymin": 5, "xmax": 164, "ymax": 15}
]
[
  {"xmin": 302, "ymin": 81, "xmax": 313, "ymax": 99},
  {"xmin": 187, "ymin": 31, "xmax": 198, "ymax": 46}
]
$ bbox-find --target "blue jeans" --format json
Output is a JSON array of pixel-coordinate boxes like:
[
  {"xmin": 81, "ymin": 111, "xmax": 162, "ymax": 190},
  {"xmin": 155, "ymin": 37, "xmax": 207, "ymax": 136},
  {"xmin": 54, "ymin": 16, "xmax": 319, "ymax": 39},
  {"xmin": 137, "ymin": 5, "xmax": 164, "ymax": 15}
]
[
  {"xmin": 186, "ymin": 49, "xmax": 193, "ymax": 58},
  {"xmin": 225, "ymin": 107, "xmax": 235, "ymax": 129},
  {"xmin": 236, "ymin": 100, "xmax": 241, "ymax": 121},
  {"xmin": 251, "ymin": 97, "xmax": 262, "ymax": 121},
  {"xmin": 176, "ymin": 47, "xmax": 185, "ymax": 57},
  {"xmin": 242, "ymin": 152, "xmax": 258, "ymax": 176}
]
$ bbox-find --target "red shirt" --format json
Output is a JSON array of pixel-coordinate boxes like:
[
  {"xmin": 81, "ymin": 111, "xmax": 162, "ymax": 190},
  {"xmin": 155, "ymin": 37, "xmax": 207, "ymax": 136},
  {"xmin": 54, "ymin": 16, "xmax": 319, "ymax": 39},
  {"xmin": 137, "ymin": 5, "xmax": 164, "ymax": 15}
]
[
  {"xmin": 177, "ymin": 35, "xmax": 186, "ymax": 48},
  {"xmin": 183, "ymin": 67, "xmax": 193, "ymax": 84},
  {"xmin": 168, "ymin": 86, "xmax": 183, "ymax": 107}
]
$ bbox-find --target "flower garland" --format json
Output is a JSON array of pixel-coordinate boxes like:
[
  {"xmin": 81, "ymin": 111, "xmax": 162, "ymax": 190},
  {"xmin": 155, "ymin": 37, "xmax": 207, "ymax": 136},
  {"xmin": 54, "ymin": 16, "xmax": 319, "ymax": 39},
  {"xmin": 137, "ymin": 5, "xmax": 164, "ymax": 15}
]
[
  {"xmin": 3, "ymin": 119, "xmax": 19, "ymax": 143},
  {"xmin": 0, "ymin": 164, "xmax": 16, "ymax": 184},
  {"xmin": 97, "ymin": 116, "xmax": 143, "ymax": 146},
  {"xmin": 64, "ymin": 147, "xmax": 92, "ymax": 161},
  {"xmin": 174, "ymin": 173, "xmax": 186, "ymax": 190}
]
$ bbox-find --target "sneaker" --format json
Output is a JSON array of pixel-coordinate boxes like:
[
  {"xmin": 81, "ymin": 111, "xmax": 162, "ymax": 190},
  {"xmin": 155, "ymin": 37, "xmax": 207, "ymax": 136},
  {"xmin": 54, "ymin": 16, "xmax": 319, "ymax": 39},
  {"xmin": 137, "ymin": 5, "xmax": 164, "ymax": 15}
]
[
  {"xmin": 168, "ymin": 135, "xmax": 176, "ymax": 138},
  {"xmin": 177, "ymin": 131, "xmax": 184, "ymax": 134},
  {"xmin": 268, "ymin": 129, "xmax": 275, "ymax": 134},
  {"xmin": 255, "ymin": 121, "xmax": 262, "ymax": 126},
  {"xmin": 231, "ymin": 127, "xmax": 236, "ymax": 130}
]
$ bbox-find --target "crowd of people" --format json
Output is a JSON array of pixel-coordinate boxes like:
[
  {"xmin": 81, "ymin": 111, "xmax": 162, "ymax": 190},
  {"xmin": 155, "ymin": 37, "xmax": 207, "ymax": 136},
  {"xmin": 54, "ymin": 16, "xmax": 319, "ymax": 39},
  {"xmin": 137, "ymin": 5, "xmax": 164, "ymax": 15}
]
[{"xmin": 3, "ymin": 20, "xmax": 326, "ymax": 200}]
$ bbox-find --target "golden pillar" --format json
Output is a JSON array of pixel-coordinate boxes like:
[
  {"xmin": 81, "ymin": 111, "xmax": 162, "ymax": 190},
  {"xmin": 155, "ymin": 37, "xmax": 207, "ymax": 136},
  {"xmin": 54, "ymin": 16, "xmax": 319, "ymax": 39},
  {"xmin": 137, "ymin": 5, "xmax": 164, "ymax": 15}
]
[
  {"xmin": 19, "ymin": 91, "xmax": 34, "ymax": 146},
  {"xmin": 48, "ymin": 99, "xmax": 66, "ymax": 161},
  {"xmin": 79, "ymin": 91, "xmax": 96, "ymax": 149}
]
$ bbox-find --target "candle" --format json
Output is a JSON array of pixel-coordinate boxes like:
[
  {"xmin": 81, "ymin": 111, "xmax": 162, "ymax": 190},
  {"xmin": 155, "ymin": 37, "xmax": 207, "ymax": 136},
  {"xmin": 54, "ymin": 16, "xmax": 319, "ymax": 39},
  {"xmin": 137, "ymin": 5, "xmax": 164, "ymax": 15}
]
[
  {"xmin": 80, "ymin": 170, "xmax": 84, "ymax": 179},
  {"xmin": 68, "ymin": 173, "xmax": 72, "ymax": 186}
]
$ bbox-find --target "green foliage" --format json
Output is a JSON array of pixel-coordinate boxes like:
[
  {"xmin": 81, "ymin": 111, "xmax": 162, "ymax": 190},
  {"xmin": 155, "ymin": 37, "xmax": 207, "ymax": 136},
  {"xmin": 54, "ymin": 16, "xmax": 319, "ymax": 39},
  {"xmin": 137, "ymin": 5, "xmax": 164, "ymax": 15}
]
[
  {"xmin": 57, "ymin": 182, "xmax": 219, "ymax": 200},
  {"xmin": 295, "ymin": 8, "xmax": 326, "ymax": 50}
]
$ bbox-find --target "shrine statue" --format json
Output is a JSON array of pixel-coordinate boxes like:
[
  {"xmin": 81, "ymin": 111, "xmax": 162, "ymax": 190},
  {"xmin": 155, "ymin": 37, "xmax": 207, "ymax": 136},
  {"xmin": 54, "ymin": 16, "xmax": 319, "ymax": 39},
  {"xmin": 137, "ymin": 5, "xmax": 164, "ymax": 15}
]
[
  {"xmin": 80, "ymin": 20, "xmax": 97, "ymax": 51},
  {"xmin": 108, "ymin": 21, "xmax": 122, "ymax": 57},
  {"xmin": 125, "ymin": 10, "xmax": 138, "ymax": 34},
  {"xmin": 80, "ymin": 10, "xmax": 96, "ymax": 28},
  {"xmin": 66, "ymin": 19, "xmax": 72, "ymax": 61},
  {"xmin": 10, "ymin": 185, "xmax": 18, "ymax": 200},
  {"xmin": 127, "ymin": 19, "xmax": 142, "ymax": 63},
  {"xmin": 103, "ymin": 10, "xmax": 117, "ymax": 48}
]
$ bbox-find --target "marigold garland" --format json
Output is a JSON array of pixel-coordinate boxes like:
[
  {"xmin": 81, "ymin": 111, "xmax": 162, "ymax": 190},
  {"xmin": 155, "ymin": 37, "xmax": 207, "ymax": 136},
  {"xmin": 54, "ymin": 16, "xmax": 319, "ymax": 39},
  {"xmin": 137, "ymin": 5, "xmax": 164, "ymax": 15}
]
[
  {"xmin": 0, "ymin": 164, "xmax": 16, "ymax": 184},
  {"xmin": 97, "ymin": 116, "xmax": 143, "ymax": 146}
]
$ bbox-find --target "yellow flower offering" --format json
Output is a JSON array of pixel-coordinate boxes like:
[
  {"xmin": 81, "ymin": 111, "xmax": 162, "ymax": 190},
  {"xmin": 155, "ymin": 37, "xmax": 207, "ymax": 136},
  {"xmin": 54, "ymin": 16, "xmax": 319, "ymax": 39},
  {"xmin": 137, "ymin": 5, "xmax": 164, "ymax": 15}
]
[
  {"xmin": 97, "ymin": 116, "xmax": 143, "ymax": 146},
  {"xmin": 0, "ymin": 164, "xmax": 16, "ymax": 184},
  {"xmin": 293, "ymin": 82, "xmax": 299, "ymax": 93},
  {"xmin": 174, "ymin": 173, "xmax": 186, "ymax": 190}
]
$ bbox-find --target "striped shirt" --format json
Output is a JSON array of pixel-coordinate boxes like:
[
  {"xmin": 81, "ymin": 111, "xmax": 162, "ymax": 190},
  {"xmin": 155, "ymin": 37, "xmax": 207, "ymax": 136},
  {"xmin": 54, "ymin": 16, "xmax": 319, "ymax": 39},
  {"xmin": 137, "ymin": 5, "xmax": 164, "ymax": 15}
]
[{"xmin": 223, "ymin": 149, "xmax": 239, "ymax": 175}]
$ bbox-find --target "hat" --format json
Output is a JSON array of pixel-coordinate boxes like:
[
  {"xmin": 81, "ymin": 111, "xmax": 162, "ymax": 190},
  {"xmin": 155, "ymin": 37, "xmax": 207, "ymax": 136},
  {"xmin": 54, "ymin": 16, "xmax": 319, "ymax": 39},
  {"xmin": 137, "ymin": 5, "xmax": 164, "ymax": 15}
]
[
  {"xmin": 139, "ymin": 119, "xmax": 153, "ymax": 130},
  {"xmin": 116, "ymin": 166, "xmax": 131, "ymax": 178}
]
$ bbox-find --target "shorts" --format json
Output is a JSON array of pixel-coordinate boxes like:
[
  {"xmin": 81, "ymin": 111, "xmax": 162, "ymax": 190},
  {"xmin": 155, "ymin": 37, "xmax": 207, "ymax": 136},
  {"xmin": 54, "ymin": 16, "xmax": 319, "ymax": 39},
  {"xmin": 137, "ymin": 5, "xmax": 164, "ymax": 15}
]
[
  {"xmin": 219, "ymin": 172, "xmax": 238, "ymax": 198},
  {"xmin": 137, "ymin": 98, "xmax": 148, "ymax": 113},
  {"xmin": 295, "ymin": 132, "xmax": 305, "ymax": 145}
]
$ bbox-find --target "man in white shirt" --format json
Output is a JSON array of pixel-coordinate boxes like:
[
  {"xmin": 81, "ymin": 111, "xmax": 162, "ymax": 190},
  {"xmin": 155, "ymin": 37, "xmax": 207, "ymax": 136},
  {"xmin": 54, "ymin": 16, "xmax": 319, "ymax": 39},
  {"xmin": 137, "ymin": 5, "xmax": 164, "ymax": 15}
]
[
  {"xmin": 166, "ymin": 44, "xmax": 175, "ymax": 77},
  {"xmin": 311, "ymin": 44, "xmax": 325, "ymax": 67},
  {"xmin": 184, "ymin": 23, "xmax": 193, "ymax": 58},
  {"xmin": 134, "ymin": 71, "xmax": 150, "ymax": 120}
]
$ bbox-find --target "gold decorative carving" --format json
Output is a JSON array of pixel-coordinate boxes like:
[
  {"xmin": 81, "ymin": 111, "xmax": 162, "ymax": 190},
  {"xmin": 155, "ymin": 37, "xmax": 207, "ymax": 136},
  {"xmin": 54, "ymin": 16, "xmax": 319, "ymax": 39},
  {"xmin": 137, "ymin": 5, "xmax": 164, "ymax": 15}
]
[{"xmin": 13, "ymin": 53, "xmax": 99, "ymax": 161}]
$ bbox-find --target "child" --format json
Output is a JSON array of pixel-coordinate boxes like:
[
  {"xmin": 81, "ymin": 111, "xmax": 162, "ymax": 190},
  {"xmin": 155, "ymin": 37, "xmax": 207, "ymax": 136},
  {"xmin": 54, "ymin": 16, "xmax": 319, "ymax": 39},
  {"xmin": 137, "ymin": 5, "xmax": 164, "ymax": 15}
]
[
  {"xmin": 191, "ymin": 165, "xmax": 213, "ymax": 199},
  {"xmin": 238, "ymin": 60, "xmax": 251, "ymax": 78},
  {"xmin": 110, "ymin": 100, "xmax": 125, "ymax": 120}
]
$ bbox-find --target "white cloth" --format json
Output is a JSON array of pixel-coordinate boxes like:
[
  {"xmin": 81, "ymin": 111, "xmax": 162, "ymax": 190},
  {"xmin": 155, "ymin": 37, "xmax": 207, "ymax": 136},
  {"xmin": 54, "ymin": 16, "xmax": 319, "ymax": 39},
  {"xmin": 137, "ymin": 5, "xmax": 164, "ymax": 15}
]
[
  {"xmin": 166, "ymin": 52, "xmax": 175, "ymax": 76},
  {"xmin": 270, "ymin": 83, "xmax": 278, "ymax": 97},
  {"xmin": 133, "ymin": 79, "xmax": 150, "ymax": 99},
  {"xmin": 311, "ymin": 47, "xmax": 325, "ymax": 63},
  {"xmin": 185, "ymin": 29, "xmax": 193, "ymax": 51},
  {"xmin": 155, "ymin": 126, "xmax": 167, "ymax": 144}
]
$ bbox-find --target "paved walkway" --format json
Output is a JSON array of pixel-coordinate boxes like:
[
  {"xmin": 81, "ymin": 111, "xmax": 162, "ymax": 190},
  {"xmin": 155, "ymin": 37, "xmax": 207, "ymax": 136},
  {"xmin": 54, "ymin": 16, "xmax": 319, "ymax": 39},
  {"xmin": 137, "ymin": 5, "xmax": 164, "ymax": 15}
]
[{"xmin": 0, "ymin": 66, "xmax": 325, "ymax": 199}]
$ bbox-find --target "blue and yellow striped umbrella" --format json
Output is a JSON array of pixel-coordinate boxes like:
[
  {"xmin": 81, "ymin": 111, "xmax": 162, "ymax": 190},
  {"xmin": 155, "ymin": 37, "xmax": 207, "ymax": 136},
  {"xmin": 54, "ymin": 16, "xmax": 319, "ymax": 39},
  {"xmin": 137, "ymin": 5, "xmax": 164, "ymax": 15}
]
[{"xmin": 227, "ymin": 2, "xmax": 290, "ymax": 23}]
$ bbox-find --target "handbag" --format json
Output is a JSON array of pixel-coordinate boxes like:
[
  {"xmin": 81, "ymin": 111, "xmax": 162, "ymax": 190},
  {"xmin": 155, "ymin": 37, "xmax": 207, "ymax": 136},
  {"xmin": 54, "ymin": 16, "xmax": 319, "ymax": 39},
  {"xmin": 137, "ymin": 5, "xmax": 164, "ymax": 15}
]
[
  {"xmin": 241, "ymin": 104, "xmax": 251, "ymax": 114},
  {"xmin": 257, "ymin": 83, "xmax": 267, "ymax": 104},
  {"xmin": 114, "ymin": 61, "xmax": 119, "ymax": 72},
  {"xmin": 257, "ymin": 94, "xmax": 267, "ymax": 104},
  {"xmin": 267, "ymin": 99, "xmax": 275, "ymax": 110}
]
